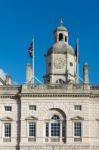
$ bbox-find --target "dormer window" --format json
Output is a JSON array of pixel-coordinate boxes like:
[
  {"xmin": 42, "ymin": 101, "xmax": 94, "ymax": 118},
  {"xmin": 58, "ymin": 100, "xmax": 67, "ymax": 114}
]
[{"xmin": 59, "ymin": 33, "xmax": 63, "ymax": 41}]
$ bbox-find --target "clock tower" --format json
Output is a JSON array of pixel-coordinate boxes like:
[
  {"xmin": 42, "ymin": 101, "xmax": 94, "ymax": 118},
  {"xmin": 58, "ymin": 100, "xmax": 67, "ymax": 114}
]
[{"xmin": 44, "ymin": 19, "xmax": 76, "ymax": 84}]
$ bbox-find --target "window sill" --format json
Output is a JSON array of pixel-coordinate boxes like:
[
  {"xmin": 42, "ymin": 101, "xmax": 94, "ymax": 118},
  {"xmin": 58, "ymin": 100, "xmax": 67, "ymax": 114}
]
[
  {"xmin": 45, "ymin": 137, "xmax": 66, "ymax": 143},
  {"xmin": 28, "ymin": 137, "xmax": 36, "ymax": 142},
  {"xmin": 74, "ymin": 137, "xmax": 82, "ymax": 142},
  {"xmin": 3, "ymin": 138, "xmax": 11, "ymax": 142}
]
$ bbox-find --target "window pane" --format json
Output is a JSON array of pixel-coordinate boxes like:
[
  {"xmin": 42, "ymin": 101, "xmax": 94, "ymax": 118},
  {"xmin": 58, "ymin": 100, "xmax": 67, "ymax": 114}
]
[
  {"xmin": 74, "ymin": 105, "xmax": 82, "ymax": 110},
  {"xmin": 4, "ymin": 123, "xmax": 11, "ymax": 137},
  {"xmin": 74, "ymin": 122, "xmax": 81, "ymax": 137},
  {"xmin": 45, "ymin": 123, "xmax": 49, "ymax": 137},
  {"xmin": 29, "ymin": 105, "xmax": 36, "ymax": 110},
  {"xmin": 51, "ymin": 115, "xmax": 60, "ymax": 137},
  {"xmin": 51, "ymin": 123, "xmax": 60, "ymax": 136},
  {"xmin": 29, "ymin": 122, "xmax": 36, "ymax": 137},
  {"xmin": 5, "ymin": 106, "xmax": 12, "ymax": 111}
]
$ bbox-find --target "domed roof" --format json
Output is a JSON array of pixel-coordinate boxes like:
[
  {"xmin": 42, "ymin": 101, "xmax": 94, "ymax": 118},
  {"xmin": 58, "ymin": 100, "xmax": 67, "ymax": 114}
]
[
  {"xmin": 55, "ymin": 26, "xmax": 68, "ymax": 32},
  {"xmin": 54, "ymin": 18, "xmax": 68, "ymax": 32},
  {"xmin": 47, "ymin": 41, "xmax": 74, "ymax": 56}
]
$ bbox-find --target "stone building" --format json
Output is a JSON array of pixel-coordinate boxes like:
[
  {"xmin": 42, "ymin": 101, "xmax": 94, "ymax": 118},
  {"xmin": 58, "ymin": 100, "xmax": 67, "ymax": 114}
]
[{"xmin": 0, "ymin": 20, "xmax": 99, "ymax": 150}]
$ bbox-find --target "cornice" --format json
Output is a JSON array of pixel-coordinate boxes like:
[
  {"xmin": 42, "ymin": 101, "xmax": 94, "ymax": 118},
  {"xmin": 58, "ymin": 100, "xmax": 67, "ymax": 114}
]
[
  {"xmin": 0, "ymin": 92, "xmax": 99, "ymax": 99},
  {"xmin": 0, "ymin": 94, "xmax": 20, "ymax": 99},
  {"xmin": 21, "ymin": 93, "xmax": 91, "ymax": 98}
]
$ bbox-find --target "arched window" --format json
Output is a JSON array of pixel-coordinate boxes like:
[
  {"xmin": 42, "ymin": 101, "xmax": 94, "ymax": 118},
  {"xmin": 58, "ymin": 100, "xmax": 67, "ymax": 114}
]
[
  {"xmin": 45, "ymin": 114, "xmax": 66, "ymax": 143},
  {"xmin": 51, "ymin": 115, "xmax": 60, "ymax": 137},
  {"xmin": 59, "ymin": 33, "xmax": 63, "ymax": 41},
  {"xmin": 56, "ymin": 79, "xmax": 65, "ymax": 84}
]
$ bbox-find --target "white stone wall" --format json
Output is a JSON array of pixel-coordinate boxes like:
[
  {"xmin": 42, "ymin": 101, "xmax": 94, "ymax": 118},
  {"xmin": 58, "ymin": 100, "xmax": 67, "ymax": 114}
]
[
  {"xmin": 0, "ymin": 97, "xmax": 20, "ymax": 150},
  {"xmin": 50, "ymin": 53, "xmax": 76, "ymax": 83},
  {"xmin": 20, "ymin": 95, "xmax": 99, "ymax": 149},
  {"xmin": 0, "ymin": 85, "xmax": 99, "ymax": 150}
]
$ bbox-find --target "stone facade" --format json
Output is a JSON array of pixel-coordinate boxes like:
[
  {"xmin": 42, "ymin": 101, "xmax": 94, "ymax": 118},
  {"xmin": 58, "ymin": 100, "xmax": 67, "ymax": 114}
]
[
  {"xmin": 0, "ymin": 84, "xmax": 99, "ymax": 150},
  {"xmin": 0, "ymin": 20, "xmax": 99, "ymax": 150}
]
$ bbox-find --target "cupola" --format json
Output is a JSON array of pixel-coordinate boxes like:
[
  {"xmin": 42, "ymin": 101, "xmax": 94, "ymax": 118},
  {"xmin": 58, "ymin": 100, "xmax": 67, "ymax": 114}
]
[{"xmin": 54, "ymin": 18, "xmax": 69, "ymax": 44}]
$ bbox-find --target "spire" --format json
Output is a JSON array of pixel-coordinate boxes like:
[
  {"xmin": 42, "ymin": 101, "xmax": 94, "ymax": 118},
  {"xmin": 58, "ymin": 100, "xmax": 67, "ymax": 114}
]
[{"xmin": 60, "ymin": 18, "xmax": 63, "ymax": 26}]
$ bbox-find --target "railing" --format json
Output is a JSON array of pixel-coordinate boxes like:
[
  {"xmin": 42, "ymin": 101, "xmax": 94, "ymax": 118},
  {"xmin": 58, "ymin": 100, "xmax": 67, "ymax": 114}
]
[
  {"xmin": 26, "ymin": 83, "xmax": 83, "ymax": 90},
  {"xmin": 0, "ymin": 85, "xmax": 21, "ymax": 91},
  {"xmin": 90, "ymin": 85, "xmax": 99, "ymax": 90}
]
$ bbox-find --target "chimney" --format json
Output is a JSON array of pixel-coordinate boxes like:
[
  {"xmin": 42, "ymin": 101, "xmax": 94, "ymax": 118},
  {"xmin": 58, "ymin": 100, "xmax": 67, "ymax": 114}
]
[
  {"xmin": 83, "ymin": 63, "xmax": 90, "ymax": 90},
  {"xmin": 26, "ymin": 64, "xmax": 32, "ymax": 83},
  {"xmin": 83, "ymin": 63, "xmax": 89, "ymax": 84},
  {"xmin": 5, "ymin": 75, "xmax": 12, "ymax": 85}
]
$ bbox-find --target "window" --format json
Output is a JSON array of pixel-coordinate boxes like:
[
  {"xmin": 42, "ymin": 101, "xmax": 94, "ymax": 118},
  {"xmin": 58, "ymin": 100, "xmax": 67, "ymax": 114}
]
[
  {"xmin": 65, "ymin": 36, "xmax": 67, "ymax": 42},
  {"xmin": 4, "ymin": 123, "xmax": 11, "ymax": 137},
  {"xmin": 45, "ymin": 114, "xmax": 66, "ymax": 143},
  {"xmin": 59, "ymin": 33, "xmax": 63, "ymax": 41},
  {"xmin": 29, "ymin": 122, "xmax": 36, "ymax": 137},
  {"xmin": 70, "ymin": 62, "xmax": 73, "ymax": 66},
  {"xmin": 51, "ymin": 115, "xmax": 60, "ymax": 137},
  {"xmin": 62, "ymin": 123, "xmax": 66, "ymax": 137},
  {"xmin": 45, "ymin": 123, "xmax": 49, "ymax": 137},
  {"xmin": 56, "ymin": 79, "xmax": 65, "ymax": 84},
  {"xmin": 5, "ymin": 106, "xmax": 12, "ymax": 111},
  {"xmin": 74, "ymin": 122, "xmax": 81, "ymax": 137},
  {"xmin": 29, "ymin": 105, "xmax": 36, "ymax": 111},
  {"xmin": 74, "ymin": 105, "xmax": 82, "ymax": 111},
  {"xmin": 48, "ymin": 62, "xmax": 51, "ymax": 67}
]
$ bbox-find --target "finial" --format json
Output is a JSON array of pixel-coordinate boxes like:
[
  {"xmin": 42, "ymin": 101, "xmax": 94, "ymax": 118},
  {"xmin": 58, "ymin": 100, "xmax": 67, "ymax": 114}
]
[{"xmin": 60, "ymin": 18, "xmax": 63, "ymax": 26}]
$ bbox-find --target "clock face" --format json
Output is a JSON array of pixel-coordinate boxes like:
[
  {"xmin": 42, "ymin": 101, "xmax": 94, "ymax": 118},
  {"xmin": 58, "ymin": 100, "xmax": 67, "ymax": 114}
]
[{"xmin": 54, "ymin": 57, "xmax": 65, "ymax": 69}]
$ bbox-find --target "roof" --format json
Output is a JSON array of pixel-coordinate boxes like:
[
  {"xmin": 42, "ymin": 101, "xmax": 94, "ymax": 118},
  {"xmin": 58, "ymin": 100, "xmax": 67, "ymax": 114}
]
[
  {"xmin": 47, "ymin": 41, "xmax": 74, "ymax": 56},
  {"xmin": 54, "ymin": 18, "xmax": 68, "ymax": 32},
  {"xmin": 54, "ymin": 26, "xmax": 68, "ymax": 32}
]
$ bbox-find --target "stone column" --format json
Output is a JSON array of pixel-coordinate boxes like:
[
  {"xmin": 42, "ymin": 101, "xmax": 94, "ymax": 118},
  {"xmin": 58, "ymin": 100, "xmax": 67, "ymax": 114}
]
[
  {"xmin": 60, "ymin": 121, "xmax": 62, "ymax": 142},
  {"xmin": 49, "ymin": 122, "xmax": 51, "ymax": 142},
  {"xmin": 83, "ymin": 63, "xmax": 90, "ymax": 90},
  {"xmin": 26, "ymin": 64, "xmax": 32, "ymax": 83}
]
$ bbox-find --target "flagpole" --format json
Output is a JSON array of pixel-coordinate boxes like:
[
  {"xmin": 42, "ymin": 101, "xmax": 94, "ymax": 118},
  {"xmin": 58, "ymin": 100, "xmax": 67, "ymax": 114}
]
[
  {"xmin": 76, "ymin": 38, "xmax": 79, "ymax": 84},
  {"xmin": 32, "ymin": 38, "xmax": 34, "ymax": 84}
]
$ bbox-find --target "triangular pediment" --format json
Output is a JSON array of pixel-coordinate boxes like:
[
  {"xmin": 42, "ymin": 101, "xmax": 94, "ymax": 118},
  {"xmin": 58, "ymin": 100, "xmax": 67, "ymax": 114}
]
[
  {"xmin": 71, "ymin": 116, "xmax": 84, "ymax": 120},
  {"xmin": 25, "ymin": 116, "xmax": 38, "ymax": 120},
  {"xmin": 1, "ymin": 117, "xmax": 13, "ymax": 121}
]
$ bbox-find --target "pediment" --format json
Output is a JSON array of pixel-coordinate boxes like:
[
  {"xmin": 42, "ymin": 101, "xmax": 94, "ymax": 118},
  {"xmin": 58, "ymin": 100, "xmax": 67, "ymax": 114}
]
[
  {"xmin": 1, "ymin": 117, "xmax": 13, "ymax": 121},
  {"xmin": 25, "ymin": 116, "xmax": 38, "ymax": 120},
  {"xmin": 71, "ymin": 116, "xmax": 84, "ymax": 120}
]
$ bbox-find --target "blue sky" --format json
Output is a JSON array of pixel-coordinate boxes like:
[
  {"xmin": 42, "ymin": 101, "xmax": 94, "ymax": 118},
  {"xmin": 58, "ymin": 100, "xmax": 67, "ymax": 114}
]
[{"xmin": 0, "ymin": 0, "xmax": 99, "ymax": 84}]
